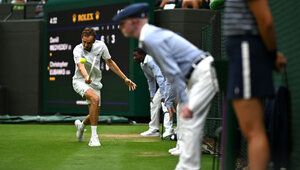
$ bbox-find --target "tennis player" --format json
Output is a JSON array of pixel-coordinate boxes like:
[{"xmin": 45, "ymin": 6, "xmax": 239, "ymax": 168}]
[{"xmin": 73, "ymin": 27, "xmax": 136, "ymax": 146}]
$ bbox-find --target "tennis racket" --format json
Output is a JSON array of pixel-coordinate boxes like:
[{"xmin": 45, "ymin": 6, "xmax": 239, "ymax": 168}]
[{"xmin": 87, "ymin": 57, "xmax": 96, "ymax": 81}]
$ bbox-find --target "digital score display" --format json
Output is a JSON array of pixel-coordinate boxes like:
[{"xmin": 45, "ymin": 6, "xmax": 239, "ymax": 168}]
[{"xmin": 44, "ymin": 3, "xmax": 130, "ymax": 114}]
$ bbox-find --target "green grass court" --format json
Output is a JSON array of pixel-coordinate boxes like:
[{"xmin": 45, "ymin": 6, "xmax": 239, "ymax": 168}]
[{"xmin": 0, "ymin": 124, "xmax": 215, "ymax": 170}]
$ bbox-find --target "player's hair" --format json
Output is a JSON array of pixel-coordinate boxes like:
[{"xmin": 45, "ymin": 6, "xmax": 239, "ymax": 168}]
[
  {"xmin": 133, "ymin": 48, "xmax": 146, "ymax": 56},
  {"xmin": 81, "ymin": 27, "xmax": 96, "ymax": 39}
]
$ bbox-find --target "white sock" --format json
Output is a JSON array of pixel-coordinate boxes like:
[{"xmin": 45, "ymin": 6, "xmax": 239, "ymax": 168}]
[{"xmin": 91, "ymin": 126, "xmax": 98, "ymax": 137}]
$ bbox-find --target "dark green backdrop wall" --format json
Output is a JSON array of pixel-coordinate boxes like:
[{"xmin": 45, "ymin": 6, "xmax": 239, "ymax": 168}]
[
  {"xmin": 270, "ymin": 0, "xmax": 300, "ymax": 169},
  {"xmin": 0, "ymin": 20, "xmax": 43, "ymax": 115}
]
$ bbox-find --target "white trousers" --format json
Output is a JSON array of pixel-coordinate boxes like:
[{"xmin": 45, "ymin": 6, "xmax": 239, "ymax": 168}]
[
  {"xmin": 149, "ymin": 88, "xmax": 173, "ymax": 131},
  {"xmin": 175, "ymin": 56, "xmax": 219, "ymax": 170}
]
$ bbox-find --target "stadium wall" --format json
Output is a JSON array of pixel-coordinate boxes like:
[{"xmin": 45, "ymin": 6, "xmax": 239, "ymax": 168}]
[
  {"xmin": 0, "ymin": 19, "xmax": 43, "ymax": 115},
  {"xmin": 269, "ymin": 0, "xmax": 300, "ymax": 169}
]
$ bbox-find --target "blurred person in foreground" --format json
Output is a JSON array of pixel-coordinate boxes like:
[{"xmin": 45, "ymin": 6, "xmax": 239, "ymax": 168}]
[
  {"xmin": 113, "ymin": 3, "xmax": 219, "ymax": 169},
  {"xmin": 224, "ymin": 0, "xmax": 286, "ymax": 169}
]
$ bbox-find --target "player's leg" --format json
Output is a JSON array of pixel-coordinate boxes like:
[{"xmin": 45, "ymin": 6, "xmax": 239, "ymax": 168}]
[
  {"xmin": 75, "ymin": 115, "xmax": 89, "ymax": 142},
  {"xmin": 141, "ymin": 89, "xmax": 161, "ymax": 136},
  {"xmin": 75, "ymin": 115, "xmax": 90, "ymax": 136},
  {"xmin": 80, "ymin": 104, "xmax": 100, "ymax": 126},
  {"xmin": 82, "ymin": 115, "xmax": 90, "ymax": 126},
  {"xmin": 73, "ymin": 81, "xmax": 91, "ymax": 142},
  {"xmin": 85, "ymin": 89, "xmax": 100, "ymax": 125},
  {"xmin": 233, "ymin": 98, "xmax": 269, "ymax": 170},
  {"xmin": 84, "ymin": 88, "xmax": 101, "ymax": 146}
]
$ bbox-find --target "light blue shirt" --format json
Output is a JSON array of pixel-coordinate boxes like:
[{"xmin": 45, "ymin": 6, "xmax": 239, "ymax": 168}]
[
  {"xmin": 139, "ymin": 23, "xmax": 205, "ymax": 106},
  {"xmin": 140, "ymin": 55, "xmax": 168, "ymax": 99}
]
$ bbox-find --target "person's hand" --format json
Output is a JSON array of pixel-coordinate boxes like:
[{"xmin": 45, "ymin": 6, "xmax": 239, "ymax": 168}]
[
  {"xmin": 180, "ymin": 104, "xmax": 193, "ymax": 118},
  {"xmin": 167, "ymin": 106, "xmax": 176, "ymax": 121},
  {"xmin": 275, "ymin": 52, "xmax": 286, "ymax": 73},
  {"xmin": 124, "ymin": 78, "xmax": 137, "ymax": 91},
  {"xmin": 150, "ymin": 98, "xmax": 153, "ymax": 103},
  {"xmin": 85, "ymin": 77, "xmax": 92, "ymax": 84},
  {"xmin": 160, "ymin": 0, "xmax": 175, "ymax": 8}
]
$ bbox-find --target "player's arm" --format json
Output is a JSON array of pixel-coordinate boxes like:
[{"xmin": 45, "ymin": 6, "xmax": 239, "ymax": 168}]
[
  {"xmin": 105, "ymin": 59, "xmax": 137, "ymax": 91},
  {"xmin": 247, "ymin": 0, "xmax": 286, "ymax": 72},
  {"xmin": 73, "ymin": 47, "xmax": 91, "ymax": 84},
  {"xmin": 77, "ymin": 62, "xmax": 91, "ymax": 84}
]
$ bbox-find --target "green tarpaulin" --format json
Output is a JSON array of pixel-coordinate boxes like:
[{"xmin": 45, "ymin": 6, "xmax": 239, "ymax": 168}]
[{"xmin": 0, "ymin": 115, "xmax": 135, "ymax": 124}]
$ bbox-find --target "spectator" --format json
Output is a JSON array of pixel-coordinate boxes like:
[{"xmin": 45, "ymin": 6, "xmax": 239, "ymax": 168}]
[
  {"xmin": 35, "ymin": 0, "xmax": 46, "ymax": 18},
  {"xmin": 182, "ymin": 0, "xmax": 210, "ymax": 9},
  {"xmin": 11, "ymin": 0, "xmax": 26, "ymax": 4},
  {"xmin": 160, "ymin": 0, "xmax": 210, "ymax": 9},
  {"xmin": 160, "ymin": 0, "xmax": 179, "ymax": 9}
]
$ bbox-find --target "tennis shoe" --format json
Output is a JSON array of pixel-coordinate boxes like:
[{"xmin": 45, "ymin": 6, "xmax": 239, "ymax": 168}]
[
  {"xmin": 75, "ymin": 120, "xmax": 84, "ymax": 142},
  {"xmin": 170, "ymin": 148, "xmax": 182, "ymax": 156},
  {"xmin": 88, "ymin": 135, "xmax": 101, "ymax": 147},
  {"xmin": 168, "ymin": 146, "xmax": 178, "ymax": 153},
  {"xmin": 162, "ymin": 129, "xmax": 174, "ymax": 138},
  {"xmin": 140, "ymin": 129, "xmax": 160, "ymax": 137}
]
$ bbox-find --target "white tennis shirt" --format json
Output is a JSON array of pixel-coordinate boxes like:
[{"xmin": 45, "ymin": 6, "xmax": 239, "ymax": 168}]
[{"xmin": 72, "ymin": 40, "xmax": 111, "ymax": 90}]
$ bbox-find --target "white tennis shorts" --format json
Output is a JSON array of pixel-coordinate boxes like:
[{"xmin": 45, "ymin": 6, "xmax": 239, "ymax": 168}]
[{"xmin": 72, "ymin": 80, "xmax": 101, "ymax": 106}]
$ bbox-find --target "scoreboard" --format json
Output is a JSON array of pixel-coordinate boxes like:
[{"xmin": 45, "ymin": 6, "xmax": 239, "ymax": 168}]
[{"xmin": 43, "ymin": 2, "xmax": 131, "ymax": 115}]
